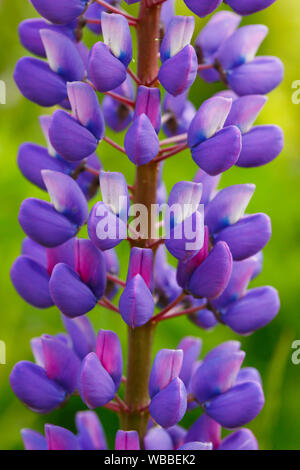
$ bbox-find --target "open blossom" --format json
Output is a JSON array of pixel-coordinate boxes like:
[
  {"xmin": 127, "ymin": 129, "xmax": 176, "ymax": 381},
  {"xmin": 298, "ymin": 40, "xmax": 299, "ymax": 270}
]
[{"xmin": 10, "ymin": 0, "xmax": 283, "ymax": 451}]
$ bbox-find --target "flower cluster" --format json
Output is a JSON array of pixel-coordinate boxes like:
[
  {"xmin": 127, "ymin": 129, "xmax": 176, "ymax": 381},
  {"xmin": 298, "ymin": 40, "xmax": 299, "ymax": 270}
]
[{"xmin": 11, "ymin": 0, "xmax": 282, "ymax": 451}]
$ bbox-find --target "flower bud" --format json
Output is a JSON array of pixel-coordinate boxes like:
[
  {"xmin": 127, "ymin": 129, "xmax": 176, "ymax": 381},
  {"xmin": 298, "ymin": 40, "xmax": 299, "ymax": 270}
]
[
  {"xmin": 127, "ymin": 247, "xmax": 154, "ymax": 292},
  {"xmin": 134, "ymin": 86, "xmax": 161, "ymax": 133},
  {"xmin": 124, "ymin": 114, "xmax": 160, "ymax": 165},
  {"xmin": 119, "ymin": 274, "xmax": 155, "ymax": 327},
  {"xmin": 115, "ymin": 431, "xmax": 140, "ymax": 450},
  {"xmin": 96, "ymin": 330, "xmax": 123, "ymax": 389}
]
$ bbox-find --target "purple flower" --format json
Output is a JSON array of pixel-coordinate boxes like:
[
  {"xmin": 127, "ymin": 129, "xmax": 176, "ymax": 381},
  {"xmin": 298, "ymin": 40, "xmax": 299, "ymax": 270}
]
[
  {"xmin": 50, "ymin": 238, "xmax": 107, "ymax": 317},
  {"xmin": 18, "ymin": 18, "xmax": 76, "ymax": 57},
  {"xmin": 18, "ymin": 171, "xmax": 89, "ymax": 247},
  {"xmin": 49, "ymin": 82, "xmax": 105, "ymax": 162},
  {"xmin": 159, "ymin": 16, "xmax": 198, "ymax": 96},
  {"xmin": 226, "ymin": 0, "xmax": 277, "ymax": 16},
  {"xmin": 188, "ymin": 96, "xmax": 242, "ymax": 175},
  {"xmin": 183, "ymin": 0, "xmax": 222, "ymax": 17},
  {"xmin": 14, "ymin": 57, "xmax": 67, "ymax": 107},
  {"xmin": 216, "ymin": 25, "xmax": 284, "ymax": 95},
  {"xmin": 22, "ymin": 411, "xmax": 107, "ymax": 450},
  {"xmin": 30, "ymin": 0, "xmax": 89, "ymax": 25},
  {"xmin": 195, "ymin": 11, "xmax": 241, "ymax": 83},
  {"xmin": 88, "ymin": 170, "xmax": 129, "ymax": 251},
  {"xmin": 165, "ymin": 181, "xmax": 204, "ymax": 260},
  {"xmin": 88, "ymin": 13, "xmax": 132, "ymax": 92},
  {"xmin": 190, "ymin": 342, "xmax": 265, "ymax": 428},
  {"xmin": 224, "ymin": 94, "xmax": 284, "ymax": 167},
  {"xmin": 10, "ymin": 334, "xmax": 81, "ymax": 413},
  {"xmin": 40, "ymin": 29, "xmax": 85, "ymax": 81},
  {"xmin": 183, "ymin": 0, "xmax": 277, "ymax": 17},
  {"xmin": 85, "ymin": 1, "xmax": 121, "ymax": 35},
  {"xmin": 18, "ymin": 115, "xmax": 102, "ymax": 199}
]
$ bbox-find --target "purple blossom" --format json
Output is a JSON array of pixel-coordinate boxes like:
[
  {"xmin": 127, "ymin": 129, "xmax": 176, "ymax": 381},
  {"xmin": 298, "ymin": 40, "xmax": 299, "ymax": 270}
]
[{"xmin": 10, "ymin": 0, "xmax": 283, "ymax": 451}]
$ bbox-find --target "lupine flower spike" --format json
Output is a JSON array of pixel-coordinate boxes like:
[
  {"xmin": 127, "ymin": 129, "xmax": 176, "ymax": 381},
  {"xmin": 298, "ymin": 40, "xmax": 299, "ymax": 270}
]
[{"xmin": 11, "ymin": 0, "xmax": 282, "ymax": 451}]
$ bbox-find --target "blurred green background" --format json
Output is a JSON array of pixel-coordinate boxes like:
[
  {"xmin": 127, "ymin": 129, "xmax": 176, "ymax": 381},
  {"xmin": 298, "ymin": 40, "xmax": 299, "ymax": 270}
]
[{"xmin": 0, "ymin": 0, "xmax": 299, "ymax": 450}]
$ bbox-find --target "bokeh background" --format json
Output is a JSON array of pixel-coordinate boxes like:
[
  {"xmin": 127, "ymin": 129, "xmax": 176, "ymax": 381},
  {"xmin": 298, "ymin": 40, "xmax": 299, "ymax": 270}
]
[{"xmin": 0, "ymin": 0, "xmax": 299, "ymax": 450}]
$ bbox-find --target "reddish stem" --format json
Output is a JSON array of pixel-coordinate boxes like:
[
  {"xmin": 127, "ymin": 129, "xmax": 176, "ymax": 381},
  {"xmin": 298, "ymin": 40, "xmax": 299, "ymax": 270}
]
[
  {"xmin": 159, "ymin": 133, "xmax": 188, "ymax": 147},
  {"xmin": 98, "ymin": 299, "xmax": 120, "ymax": 314},
  {"xmin": 102, "ymin": 296, "xmax": 120, "ymax": 313},
  {"xmin": 155, "ymin": 143, "xmax": 188, "ymax": 163},
  {"xmin": 84, "ymin": 165, "xmax": 100, "ymax": 177},
  {"xmin": 197, "ymin": 63, "xmax": 215, "ymax": 71},
  {"xmin": 103, "ymin": 135, "xmax": 127, "ymax": 154},
  {"xmin": 115, "ymin": 395, "xmax": 130, "ymax": 412},
  {"xmin": 103, "ymin": 402, "xmax": 121, "ymax": 413},
  {"xmin": 146, "ymin": 75, "xmax": 159, "ymax": 87},
  {"xmin": 147, "ymin": 238, "xmax": 165, "ymax": 249},
  {"xmin": 153, "ymin": 304, "xmax": 207, "ymax": 324},
  {"xmin": 107, "ymin": 273, "xmax": 126, "ymax": 288},
  {"xmin": 103, "ymin": 91, "xmax": 135, "ymax": 108},
  {"xmin": 127, "ymin": 68, "xmax": 142, "ymax": 85},
  {"xmin": 152, "ymin": 292, "xmax": 185, "ymax": 323},
  {"xmin": 94, "ymin": 0, "xmax": 138, "ymax": 22}
]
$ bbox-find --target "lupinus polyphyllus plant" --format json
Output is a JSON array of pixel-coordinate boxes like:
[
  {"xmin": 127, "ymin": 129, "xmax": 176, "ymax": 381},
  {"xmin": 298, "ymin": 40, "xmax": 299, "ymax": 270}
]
[{"xmin": 10, "ymin": 0, "xmax": 283, "ymax": 451}]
